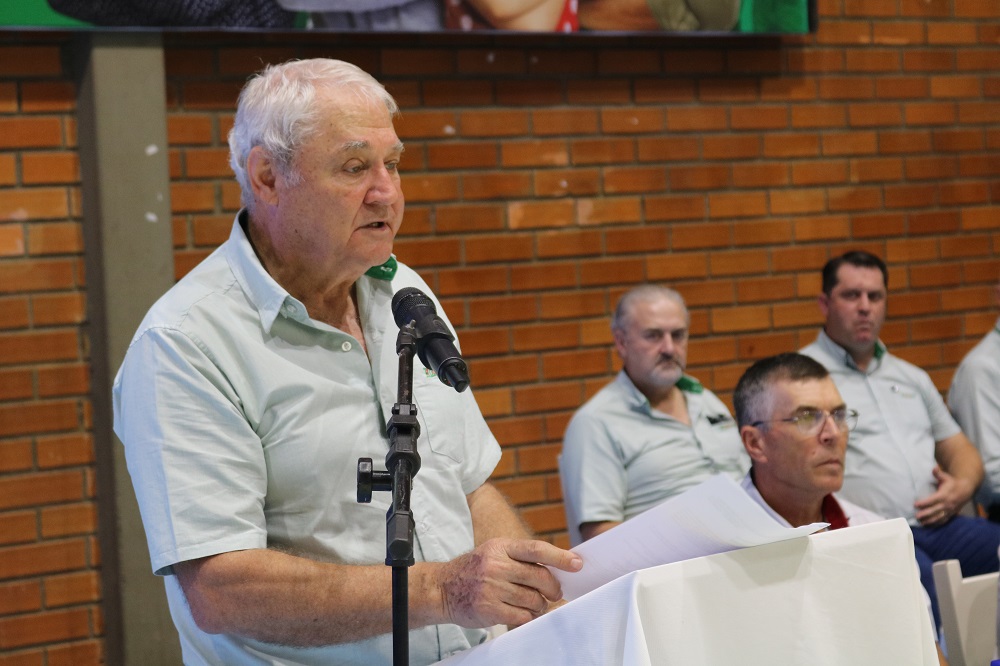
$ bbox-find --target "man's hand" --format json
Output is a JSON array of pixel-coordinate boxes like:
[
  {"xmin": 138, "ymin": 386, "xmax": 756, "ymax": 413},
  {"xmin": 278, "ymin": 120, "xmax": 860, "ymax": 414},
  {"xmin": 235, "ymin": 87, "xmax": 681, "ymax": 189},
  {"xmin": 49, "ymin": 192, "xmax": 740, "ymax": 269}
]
[
  {"xmin": 913, "ymin": 466, "xmax": 975, "ymax": 526},
  {"xmin": 436, "ymin": 538, "xmax": 582, "ymax": 629}
]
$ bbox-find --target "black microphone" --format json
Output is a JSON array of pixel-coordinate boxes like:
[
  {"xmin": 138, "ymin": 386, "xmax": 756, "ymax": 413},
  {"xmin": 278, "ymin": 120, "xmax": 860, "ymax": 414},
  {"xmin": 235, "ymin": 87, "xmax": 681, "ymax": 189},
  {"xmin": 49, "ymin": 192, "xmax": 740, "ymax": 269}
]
[{"xmin": 391, "ymin": 287, "xmax": 470, "ymax": 393}]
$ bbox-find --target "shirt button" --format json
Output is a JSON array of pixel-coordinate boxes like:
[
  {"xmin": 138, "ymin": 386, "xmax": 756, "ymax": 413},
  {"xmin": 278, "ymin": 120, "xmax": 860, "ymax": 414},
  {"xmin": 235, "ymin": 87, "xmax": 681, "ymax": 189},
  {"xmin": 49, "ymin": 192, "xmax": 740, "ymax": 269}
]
[{"xmin": 341, "ymin": 341, "xmax": 352, "ymax": 352}]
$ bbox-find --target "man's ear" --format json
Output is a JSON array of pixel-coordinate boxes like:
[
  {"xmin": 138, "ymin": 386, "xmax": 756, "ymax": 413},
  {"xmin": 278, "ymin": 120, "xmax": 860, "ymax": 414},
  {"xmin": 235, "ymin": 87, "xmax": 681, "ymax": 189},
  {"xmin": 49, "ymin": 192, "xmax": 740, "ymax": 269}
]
[
  {"xmin": 741, "ymin": 425, "xmax": 768, "ymax": 464},
  {"xmin": 612, "ymin": 329, "xmax": 628, "ymax": 361},
  {"xmin": 817, "ymin": 292, "xmax": 830, "ymax": 319},
  {"xmin": 247, "ymin": 146, "xmax": 279, "ymax": 206}
]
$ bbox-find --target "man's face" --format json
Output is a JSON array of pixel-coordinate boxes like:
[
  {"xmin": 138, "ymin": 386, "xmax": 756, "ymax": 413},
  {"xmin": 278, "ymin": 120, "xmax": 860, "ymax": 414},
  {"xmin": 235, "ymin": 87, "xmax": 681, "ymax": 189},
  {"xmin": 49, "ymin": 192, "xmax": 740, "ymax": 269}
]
[
  {"xmin": 752, "ymin": 377, "xmax": 848, "ymax": 497},
  {"xmin": 257, "ymin": 91, "xmax": 405, "ymax": 280},
  {"xmin": 614, "ymin": 296, "xmax": 688, "ymax": 396},
  {"xmin": 818, "ymin": 264, "xmax": 887, "ymax": 356}
]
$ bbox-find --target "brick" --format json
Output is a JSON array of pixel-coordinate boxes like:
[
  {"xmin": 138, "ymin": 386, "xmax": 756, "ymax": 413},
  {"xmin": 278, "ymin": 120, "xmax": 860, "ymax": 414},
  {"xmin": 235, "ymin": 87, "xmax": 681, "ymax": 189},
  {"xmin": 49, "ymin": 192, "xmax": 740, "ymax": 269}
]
[
  {"xmin": 940, "ymin": 234, "xmax": 993, "ymax": 259},
  {"xmin": 570, "ymin": 138, "xmax": 634, "ymax": 165},
  {"xmin": 956, "ymin": 49, "xmax": 1000, "ymax": 72},
  {"xmin": 493, "ymin": 476, "xmax": 548, "ymax": 506},
  {"xmin": 513, "ymin": 382, "xmax": 583, "ymax": 414},
  {"xmin": 565, "ymin": 80, "xmax": 631, "ymax": 105},
  {"xmin": 0, "ymin": 538, "xmax": 87, "ymax": 579},
  {"xmin": 603, "ymin": 167, "xmax": 667, "ymax": 195},
  {"xmin": 646, "ymin": 252, "xmax": 708, "ymax": 281},
  {"xmin": 645, "ymin": 195, "xmax": 706, "ymax": 222},
  {"xmin": 36, "ymin": 364, "xmax": 89, "ymax": 398},
  {"xmin": 542, "ymin": 349, "xmax": 611, "ymax": 380},
  {"xmin": 463, "ymin": 172, "xmax": 532, "ymax": 201},
  {"xmin": 520, "ymin": 503, "xmax": 567, "ymax": 533},
  {"xmin": 874, "ymin": 76, "xmax": 931, "ymax": 101},
  {"xmin": 534, "ymin": 168, "xmax": 601, "ymax": 197},
  {"xmin": 0, "ymin": 188, "xmax": 70, "ymax": 222},
  {"xmin": 456, "ymin": 328, "xmax": 509, "ymax": 358},
  {"xmin": 711, "ymin": 305, "xmax": 771, "ymax": 333},
  {"xmin": 394, "ymin": 111, "xmax": 460, "ymax": 140},
  {"xmin": 698, "ymin": 79, "xmax": 758, "ymax": 103},
  {"xmin": 821, "ymin": 131, "xmax": 878, "ymax": 156},
  {"xmin": 909, "ymin": 211, "xmax": 960, "ymax": 235},
  {"xmin": 669, "ymin": 165, "xmax": 730, "ymax": 191},
  {"xmin": 536, "ymin": 229, "xmax": 602, "ymax": 258},
  {"xmin": 731, "ymin": 106, "xmax": 788, "ymax": 131},
  {"xmin": 0, "ymin": 509, "xmax": 37, "ymax": 545},
  {"xmin": 708, "ymin": 192, "xmax": 767, "ymax": 219},
  {"xmin": 885, "ymin": 237, "xmax": 939, "ymax": 262},
  {"xmin": 539, "ymin": 290, "xmax": 608, "ymax": 320},
  {"xmin": 733, "ymin": 220, "xmax": 793, "ymax": 246},
  {"xmin": 468, "ymin": 295, "xmax": 537, "ymax": 325},
  {"xmin": 938, "ymin": 182, "xmax": 990, "ymax": 206},
  {"xmin": 794, "ymin": 215, "xmax": 851, "ymax": 241},
  {"xmin": 579, "ymin": 258, "xmax": 644, "ymax": 286},
  {"xmin": 958, "ymin": 102, "xmax": 1000, "ymax": 124},
  {"xmin": 0, "ymin": 581, "xmax": 41, "ymax": 615},
  {"xmin": 392, "ymin": 238, "xmax": 461, "ymax": 268},
  {"xmin": 737, "ymin": 331, "xmax": 801, "ymax": 360},
  {"xmin": 36, "ymin": 434, "xmax": 93, "ymax": 469},
  {"xmin": 772, "ymin": 246, "xmax": 830, "ymax": 272},
  {"xmin": 577, "ymin": 197, "xmax": 641, "ymax": 226},
  {"xmin": 634, "ymin": 79, "xmax": 697, "ymax": 104},
  {"xmin": 436, "ymin": 266, "xmax": 507, "ymax": 297},
  {"xmin": 672, "ymin": 222, "xmax": 730, "ymax": 250},
  {"xmin": 763, "ymin": 133, "xmax": 820, "ymax": 158},
  {"xmin": 852, "ymin": 212, "xmax": 907, "ymax": 238},
  {"xmin": 732, "ymin": 163, "xmax": 788, "ymax": 188},
  {"xmin": 0, "ymin": 296, "xmax": 30, "ymax": 330},
  {"xmin": 679, "ymin": 280, "xmax": 736, "ymax": 306},
  {"xmin": 932, "ymin": 129, "xmax": 985, "ymax": 152},
  {"xmin": 905, "ymin": 156, "xmax": 958, "ymax": 181},
  {"xmin": 816, "ymin": 20, "xmax": 873, "ymax": 45},
  {"xmin": 787, "ymin": 50, "xmax": 845, "ymax": 74},
  {"xmin": 772, "ymin": 301, "xmax": 825, "ymax": 328},
  {"xmin": 962, "ymin": 208, "xmax": 1000, "ymax": 231},
  {"xmin": 879, "ymin": 130, "xmax": 933, "ymax": 154},
  {"xmin": 467, "ymin": 356, "xmax": 538, "ymax": 388},
  {"xmin": 666, "ymin": 107, "xmax": 728, "ymax": 132},
  {"xmin": 600, "ymin": 108, "xmax": 664, "ymax": 134},
  {"xmin": 461, "ymin": 110, "xmax": 530, "ymax": 138},
  {"xmin": 46, "ymin": 640, "xmax": 103, "ymax": 666},
  {"xmin": 0, "ymin": 118, "xmax": 63, "ymax": 150},
  {"xmin": 31, "ymin": 293, "xmax": 85, "ymax": 327},
  {"xmin": 771, "ymin": 189, "xmax": 826, "ymax": 215},
  {"xmin": 167, "ymin": 114, "xmax": 214, "ymax": 145},
  {"xmin": 21, "ymin": 154, "xmax": 79, "ymax": 186},
  {"xmin": 663, "ymin": 50, "xmax": 725, "ymax": 75},
  {"xmin": 0, "ymin": 224, "xmax": 25, "ymax": 257},
  {"xmin": 1, "ymin": 331, "xmax": 79, "ymax": 365},
  {"xmin": 791, "ymin": 104, "xmax": 847, "ymax": 129},
  {"xmin": 605, "ymin": 227, "xmax": 669, "ymax": 255},
  {"xmin": 40, "ymin": 503, "xmax": 96, "ymax": 539},
  {"xmin": 792, "ymin": 160, "xmax": 849, "ymax": 185},
  {"xmin": 819, "ymin": 77, "xmax": 875, "ymax": 100},
  {"xmin": 709, "ymin": 250, "xmax": 769, "ymax": 277},
  {"xmin": 0, "ymin": 608, "xmax": 90, "ymax": 649},
  {"xmin": 26, "ymin": 222, "xmax": 82, "ymax": 255},
  {"xmin": 904, "ymin": 102, "xmax": 957, "ymax": 126},
  {"xmin": 701, "ymin": 135, "xmax": 761, "ymax": 160},
  {"xmin": 579, "ymin": 317, "xmax": 614, "ymax": 347},
  {"xmin": 531, "ymin": 109, "xmax": 598, "ymax": 136},
  {"xmin": 828, "ymin": 186, "xmax": 882, "ymax": 212},
  {"xmin": 402, "ymin": 174, "xmax": 460, "ymax": 203},
  {"xmin": 435, "ymin": 204, "xmax": 505, "ymax": 233},
  {"xmin": 910, "ymin": 263, "xmax": 963, "ymax": 289},
  {"xmin": 490, "ymin": 415, "xmax": 545, "ymax": 447},
  {"xmin": 637, "ymin": 136, "xmax": 702, "ymax": 163},
  {"xmin": 927, "ymin": 23, "xmax": 979, "ymax": 45},
  {"xmin": 850, "ymin": 157, "xmax": 904, "ymax": 183},
  {"xmin": 508, "ymin": 200, "xmax": 574, "ymax": 230},
  {"xmin": 930, "ymin": 75, "xmax": 982, "ymax": 99},
  {"xmin": 462, "ymin": 234, "xmax": 531, "ymax": 264},
  {"xmin": 511, "ymin": 264, "xmax": 577, "ymax": 292}
]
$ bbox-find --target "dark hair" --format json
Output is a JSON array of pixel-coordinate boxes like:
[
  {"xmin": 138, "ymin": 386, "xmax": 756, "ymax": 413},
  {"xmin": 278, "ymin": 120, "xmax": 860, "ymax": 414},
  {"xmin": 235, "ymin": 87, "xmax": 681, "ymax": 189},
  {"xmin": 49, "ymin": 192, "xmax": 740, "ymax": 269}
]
[
  {"xmin": 821, "ymin": 251, "xmax": 888, "ymax": 295},
  {"xmin": 733, "ymin": 353, "xmax": 830, "ymax": 428}
]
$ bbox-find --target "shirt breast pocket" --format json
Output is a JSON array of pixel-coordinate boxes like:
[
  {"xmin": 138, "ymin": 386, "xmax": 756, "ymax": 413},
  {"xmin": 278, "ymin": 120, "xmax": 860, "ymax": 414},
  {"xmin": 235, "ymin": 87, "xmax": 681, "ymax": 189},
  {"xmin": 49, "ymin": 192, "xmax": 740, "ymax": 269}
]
[{"xmin": 410, "ymin": 369, "xmax": 467, "ymax": 465}]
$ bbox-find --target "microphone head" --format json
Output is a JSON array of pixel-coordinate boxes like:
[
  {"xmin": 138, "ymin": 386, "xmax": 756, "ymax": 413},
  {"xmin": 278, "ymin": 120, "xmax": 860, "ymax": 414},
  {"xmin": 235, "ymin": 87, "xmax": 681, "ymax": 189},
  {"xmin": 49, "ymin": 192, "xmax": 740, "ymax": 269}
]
[{"xmin": 391, "ymin": 287, "xmax": 436, "ymax": 329}]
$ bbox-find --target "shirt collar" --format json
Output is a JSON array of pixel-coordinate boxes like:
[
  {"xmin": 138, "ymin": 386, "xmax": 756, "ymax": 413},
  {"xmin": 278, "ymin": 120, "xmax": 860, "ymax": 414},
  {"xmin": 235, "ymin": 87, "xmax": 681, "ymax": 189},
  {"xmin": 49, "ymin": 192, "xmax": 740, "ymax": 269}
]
[
  {"xmin": 616, "ymin": 370, "xmax": 703, "ymax": 413},
  {"xmin": 816, "ymin": 328, "xmax": 886, "ymax": 373},
  {"xmin": 224, "ymin": 211, "xmax": 399, "ymax": 334}
]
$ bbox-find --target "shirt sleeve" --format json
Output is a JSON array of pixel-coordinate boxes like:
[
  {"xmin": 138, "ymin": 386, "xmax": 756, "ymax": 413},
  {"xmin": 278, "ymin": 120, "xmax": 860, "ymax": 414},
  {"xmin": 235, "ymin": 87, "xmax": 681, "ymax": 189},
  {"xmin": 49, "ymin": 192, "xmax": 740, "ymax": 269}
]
[
  {"xmin": 949, "ymin": 356, "xmax": 1000, "ymax": 501},
  {"xmin": 560, "ymin": 409, "xmax": 628, "ymax": 526},
  {"xmin": 113, "ymin": 325, "xmax": 269, "ymax": 575},
  {"xmin": 915, "ymin": 366, "xmax": 962, "ymax": 444}
]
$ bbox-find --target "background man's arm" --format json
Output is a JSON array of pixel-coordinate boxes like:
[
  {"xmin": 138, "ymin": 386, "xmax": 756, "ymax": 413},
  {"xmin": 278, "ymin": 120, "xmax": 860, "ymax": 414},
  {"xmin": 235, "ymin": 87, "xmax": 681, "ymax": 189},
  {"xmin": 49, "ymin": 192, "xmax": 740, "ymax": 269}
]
[
  {"xmin": 914, "ymin": 432, "xmax": 984, "ymax": 525},
  {"xmin": 580, "ymin": 521, "xmax": 620, "ymax": 541}
]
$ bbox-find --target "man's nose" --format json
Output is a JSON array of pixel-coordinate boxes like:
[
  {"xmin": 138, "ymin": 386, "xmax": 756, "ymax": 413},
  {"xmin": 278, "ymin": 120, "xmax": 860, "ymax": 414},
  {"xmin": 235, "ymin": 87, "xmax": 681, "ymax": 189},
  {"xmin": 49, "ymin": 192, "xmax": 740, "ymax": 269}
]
[{"xmin": 366, "ymin": 164, "xmax": 400, "ymax": 205}]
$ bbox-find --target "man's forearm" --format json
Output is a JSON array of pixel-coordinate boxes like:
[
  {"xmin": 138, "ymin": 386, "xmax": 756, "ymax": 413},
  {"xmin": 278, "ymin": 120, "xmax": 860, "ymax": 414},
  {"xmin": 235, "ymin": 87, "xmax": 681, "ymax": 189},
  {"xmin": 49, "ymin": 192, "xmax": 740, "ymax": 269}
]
[{"xmin": 174, "ymin": 548, "xmax": 451, "ymax": 647}]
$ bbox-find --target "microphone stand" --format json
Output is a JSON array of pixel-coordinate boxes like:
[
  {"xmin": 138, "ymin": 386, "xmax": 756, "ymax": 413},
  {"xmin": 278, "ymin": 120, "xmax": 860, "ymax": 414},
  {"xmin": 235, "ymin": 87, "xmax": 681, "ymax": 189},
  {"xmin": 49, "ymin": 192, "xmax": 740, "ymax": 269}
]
[{"xmin": 357, "ymin": 321, "xmax": 421, "ymax": 666}]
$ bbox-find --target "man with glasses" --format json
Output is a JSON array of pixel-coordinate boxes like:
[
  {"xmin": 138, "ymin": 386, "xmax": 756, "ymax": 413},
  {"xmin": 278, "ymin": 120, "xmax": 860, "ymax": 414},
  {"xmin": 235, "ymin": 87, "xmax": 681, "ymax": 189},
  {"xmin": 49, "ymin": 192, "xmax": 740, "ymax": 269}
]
[
  {"xmin": 733, "ymin": 353, "xmax": 947, "ymax": 665},
  {"xmin": 801, "ymin": 250, "xmax": 1000, "ymax": 628},
  {"xmin": 560, "ymin": 284, "xmax": 749, "ymax": 543}
]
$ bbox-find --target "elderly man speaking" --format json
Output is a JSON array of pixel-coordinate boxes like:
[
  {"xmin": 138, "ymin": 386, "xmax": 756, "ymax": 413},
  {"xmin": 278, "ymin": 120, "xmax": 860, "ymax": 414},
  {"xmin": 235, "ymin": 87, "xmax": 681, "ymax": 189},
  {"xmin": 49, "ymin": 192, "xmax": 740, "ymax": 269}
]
[{"xmin": 113, "ymin": 59, "xmax": 580, "ymax": 666}]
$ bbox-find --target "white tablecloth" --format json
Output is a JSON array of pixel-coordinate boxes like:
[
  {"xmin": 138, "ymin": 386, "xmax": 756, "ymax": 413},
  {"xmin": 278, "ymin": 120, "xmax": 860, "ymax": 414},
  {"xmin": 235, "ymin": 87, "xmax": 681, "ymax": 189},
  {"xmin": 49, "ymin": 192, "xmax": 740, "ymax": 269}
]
[{"xmin": 438, "ymin": 519, "xmax": 937, "ymax": 665}]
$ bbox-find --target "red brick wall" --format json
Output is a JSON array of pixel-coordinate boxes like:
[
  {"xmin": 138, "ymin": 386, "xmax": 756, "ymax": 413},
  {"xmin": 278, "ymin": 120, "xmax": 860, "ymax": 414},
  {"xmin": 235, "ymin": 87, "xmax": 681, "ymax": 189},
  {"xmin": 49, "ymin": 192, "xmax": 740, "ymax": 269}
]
[{"xmin": 3, "ymin": 0, "xmax": 1000, "ymax": 658}]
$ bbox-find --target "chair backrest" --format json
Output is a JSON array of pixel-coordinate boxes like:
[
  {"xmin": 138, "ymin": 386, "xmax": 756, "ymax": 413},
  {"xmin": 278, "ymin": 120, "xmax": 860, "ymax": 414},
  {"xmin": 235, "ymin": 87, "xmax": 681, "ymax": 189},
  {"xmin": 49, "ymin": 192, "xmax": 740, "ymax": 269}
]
[
  {"xmin": 932, "ymin": 559, "xmax": 999, "ymax": 666},
  {"xmin": 556, "ymin": 453, "xmax": 583, "ymax": 548}
]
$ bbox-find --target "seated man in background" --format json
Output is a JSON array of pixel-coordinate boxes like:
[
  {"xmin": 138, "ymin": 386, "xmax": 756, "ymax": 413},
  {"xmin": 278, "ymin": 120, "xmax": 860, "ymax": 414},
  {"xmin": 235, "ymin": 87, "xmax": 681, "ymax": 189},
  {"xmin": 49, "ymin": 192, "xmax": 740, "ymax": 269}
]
[
  {"xmin": 801, "ymin": 250, "xmax": 1000, "ymax": 627},
  {"xmin": 948, "ymin": 277, "xmax": 1000, "ymax": 522},
  {"xmin": 732, "ymin": 352, "xmax": 948, "ymax": 665},
  {"xmin": 560, "ymin": 284, "xmax": 749, "ymax": 542}
]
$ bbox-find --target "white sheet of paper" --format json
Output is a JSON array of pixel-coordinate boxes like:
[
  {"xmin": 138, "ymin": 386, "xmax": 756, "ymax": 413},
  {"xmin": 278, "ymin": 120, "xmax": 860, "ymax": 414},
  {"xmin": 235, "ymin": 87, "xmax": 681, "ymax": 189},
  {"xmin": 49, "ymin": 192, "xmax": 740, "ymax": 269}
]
[{"xmin": 552, "ymin": 474, "xmax": 827, "ymax": 600}]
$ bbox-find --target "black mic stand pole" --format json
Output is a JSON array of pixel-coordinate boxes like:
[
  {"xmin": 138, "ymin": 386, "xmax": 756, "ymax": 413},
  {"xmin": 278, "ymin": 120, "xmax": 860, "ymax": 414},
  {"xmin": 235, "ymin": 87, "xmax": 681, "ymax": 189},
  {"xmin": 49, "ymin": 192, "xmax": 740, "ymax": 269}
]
[{"xmin": 357, "ymin": 322, "xmax": 422, "ymax": 666}]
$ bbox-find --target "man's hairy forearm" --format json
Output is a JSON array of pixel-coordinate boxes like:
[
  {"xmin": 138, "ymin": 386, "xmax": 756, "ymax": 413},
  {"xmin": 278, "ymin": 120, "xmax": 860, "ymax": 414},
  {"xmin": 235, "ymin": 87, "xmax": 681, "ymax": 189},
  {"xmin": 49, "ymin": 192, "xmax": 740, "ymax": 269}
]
[{"xmin": 175, "ymin": 548, "xmax": 451, "ymax": 647}]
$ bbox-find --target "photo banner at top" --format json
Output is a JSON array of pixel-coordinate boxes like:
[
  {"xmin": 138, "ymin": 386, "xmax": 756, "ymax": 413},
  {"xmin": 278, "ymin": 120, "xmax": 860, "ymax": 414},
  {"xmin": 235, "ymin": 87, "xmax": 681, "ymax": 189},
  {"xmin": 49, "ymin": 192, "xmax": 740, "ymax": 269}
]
[{"xmin": 1, "ymin": 0, "xmax": 814, "ymax": 35}]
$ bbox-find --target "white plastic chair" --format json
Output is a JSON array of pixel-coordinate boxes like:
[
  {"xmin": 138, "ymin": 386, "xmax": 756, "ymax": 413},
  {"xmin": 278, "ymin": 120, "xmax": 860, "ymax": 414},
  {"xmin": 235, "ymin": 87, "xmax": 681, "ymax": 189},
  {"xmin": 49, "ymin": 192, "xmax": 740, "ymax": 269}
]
[{"xmin": 932, "ymin": 559, "xmax": 999, "ymax": 666}]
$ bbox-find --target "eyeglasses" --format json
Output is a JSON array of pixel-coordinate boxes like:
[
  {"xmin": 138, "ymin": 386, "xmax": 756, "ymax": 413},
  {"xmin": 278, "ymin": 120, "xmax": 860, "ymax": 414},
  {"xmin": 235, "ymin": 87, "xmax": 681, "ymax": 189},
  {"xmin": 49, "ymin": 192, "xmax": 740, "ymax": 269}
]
[{"xmin": 751, "ymin": 408, "xmax": 858, "ymax": 435}]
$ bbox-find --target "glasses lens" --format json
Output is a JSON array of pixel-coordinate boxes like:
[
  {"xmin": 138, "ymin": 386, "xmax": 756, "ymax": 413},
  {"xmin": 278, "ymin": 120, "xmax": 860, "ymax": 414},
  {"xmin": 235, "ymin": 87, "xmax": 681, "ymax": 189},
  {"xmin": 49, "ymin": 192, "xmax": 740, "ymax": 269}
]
[{"xmin": 795, "ymin": 409, "xmax": 824, "ymax": 434}]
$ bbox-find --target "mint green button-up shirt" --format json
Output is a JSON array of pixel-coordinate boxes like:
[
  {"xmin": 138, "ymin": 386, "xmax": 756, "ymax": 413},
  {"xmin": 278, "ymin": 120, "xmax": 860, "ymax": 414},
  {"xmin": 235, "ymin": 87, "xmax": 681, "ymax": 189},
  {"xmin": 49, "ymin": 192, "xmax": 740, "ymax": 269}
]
[{"xmin": 113, "ymin": 215, "xmax": 499, "ymax": 665}]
